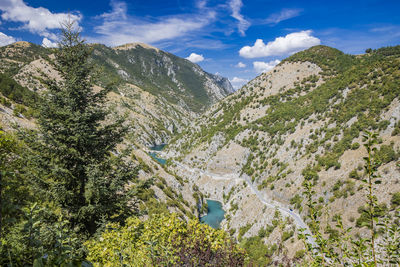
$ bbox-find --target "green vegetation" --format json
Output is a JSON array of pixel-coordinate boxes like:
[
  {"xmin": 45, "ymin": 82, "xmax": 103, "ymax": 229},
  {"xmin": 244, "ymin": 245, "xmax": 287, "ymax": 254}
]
[
  {"xmin": 282, "ymin": 45, "xmax": 355, "ymax": 74},
  {"xmin": 299, "ymin": 132, "xmax": 400, "ymax": 266},
  {"xmin": 331, "ymin": 179, "xmax": 355, "ymax": 199},
  {"xmin": 370, "ymin": 45, "xmax": 400, "ymax": 56},
  {"xmin": 0, "ymin": 73, "xmax": 39, "ymax": 118},
  {"xmin": 0, "ymin": 73, "xmax": 39, "ymax": 107},
  {"xmin": 0, "ymin": 127, "xmax": 90, "ymax": 265},
  {"xmin": 86, "ymin": 213, "xmax": 245, "ymax": 266},
  {"xmin": 0, "ymin": 130, "xmax": 28, "ymax": 240},
  {"xmin": 0, "ymin": 42, "xmax": 50, "ymax": 63},
  {"xmin": 238, "ymin": 223, "xmax": 253, "ymax": 241},
  {"xmin": 392, "ymin": 192, "xmax": 400, "ymax": 208},
  {"xmin": 356, "ymin": 203, "xmax": 388, "ymax": 228},
  {"xmin": 374, "ymin": 142, "xmax": 398, "ymax": 166},
  {"xmin": 240, "ymin": 236, "xmax": 277, "ymax": 266},
  {"xmin": 290, "ymin": 194, "xmax": 303, "ymax": 210}
]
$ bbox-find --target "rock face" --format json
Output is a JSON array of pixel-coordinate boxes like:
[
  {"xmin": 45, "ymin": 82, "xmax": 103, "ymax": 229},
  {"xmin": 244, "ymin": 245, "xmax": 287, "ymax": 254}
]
[
  {"xmin": 0, "ymin": 41, "xmax": 233, "ymax": 145},
  {"xmin": 92, "ymin": 42, "xmax": 234, "ymax": 114},
  {"xmin": 166, "ymin": 45, "xmax": 400, "ymax": 261}
]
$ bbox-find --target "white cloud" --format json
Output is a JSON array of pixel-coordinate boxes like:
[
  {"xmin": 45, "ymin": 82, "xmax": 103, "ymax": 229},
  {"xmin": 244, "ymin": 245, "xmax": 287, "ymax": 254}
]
[
  {"xmin": 0, "ymin": 0, "xmax": 81, "ymax": 37},
  {"xmin": 253, "ymin": 60, "xmax": 280, "ymax": 73},
  {"xmin": 235, "ymin": 62, "xmax": 246, "ymax": 68},
  {"xmin": 90, "ymin": 1, "xmax": 216, "ymax": 46},
  {"xmin": 186, "ymin": 53, "xmax": 204, "ymax": 63},
  {"xmin": 196, "ymin": 0, "xmax": 207, "ymax": 9},
  {"xmin": 239, "ymin": 30, "xmax": 320, "ymax": 58},
  {"xmin": 229, "ymin": 0, "xmax": 250, "ymax": 36},
  {"xmin": 0, "ymin": 31, "xmax": 16, "ymax": 46},
  {"xmin": 230, "ymin": 76, "xmax": 248, "ymax": 89},
  {"xmin": 265, "ymin": 8, "xmax": 302, "ymax": 25},
  {"xmin": 42, "ymin": 37, "xmax": 57, "ymax": 48},
  {"xmin": 231, "ymin": 77, "xmax": 247, "ymax": 83},
  {"xmin": 369, "ymin": 25, "xmax": 400, "ymax": 37}
]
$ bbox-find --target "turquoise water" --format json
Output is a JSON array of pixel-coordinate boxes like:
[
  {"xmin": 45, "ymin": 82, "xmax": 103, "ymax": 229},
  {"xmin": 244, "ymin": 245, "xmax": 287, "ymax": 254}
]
[
  {"xmin": 200, "ymin": 200, "xmax": 225, "ymax": 229},
  {"xmin": 149, "ymin": 152, "xmax": 166, "ymax": 165},
  {"xmin": 149, "ymin": 144, "xmax": 166, "ymax": 165}
]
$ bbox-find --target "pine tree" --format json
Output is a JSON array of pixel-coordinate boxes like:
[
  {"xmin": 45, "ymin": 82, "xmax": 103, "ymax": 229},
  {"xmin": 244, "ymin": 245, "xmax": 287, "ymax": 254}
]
[{"xmin": 29, "ymin": 21, "xmax": 140, "ymax": 234}]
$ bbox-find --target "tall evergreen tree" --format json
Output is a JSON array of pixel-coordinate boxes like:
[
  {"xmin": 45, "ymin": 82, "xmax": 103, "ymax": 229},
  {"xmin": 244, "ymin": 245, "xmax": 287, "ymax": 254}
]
[{"xmin": 30, "ymin": 21, "xmax": 140, "ymax": 234}]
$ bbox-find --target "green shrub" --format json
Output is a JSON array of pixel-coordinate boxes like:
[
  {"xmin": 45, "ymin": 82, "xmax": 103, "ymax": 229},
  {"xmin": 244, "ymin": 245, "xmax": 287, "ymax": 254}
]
[
  {"xmin": 282, "ymin": 230, "xmax": 294, "ymax": 242},
  {"xmin": 375, "ymin": 143, "xmax": 398, "ymax": 165},
  {"xmin": 391, "ymin": 192, "xmax": 400, "ymax": 208},
  {"xmin": 356, "ymin": 203, "xmax": 387, "ymax": 228},
  {"xmin": 238, "ymin": 223, "xmax": 253, "ymax": 241},
  {"xmin": 349, "ymin": 169, "xmax": 360, "ymax": 179},
  {"xmin": 351, "ymin": 142, "xmax": 360, "ymax": 150},
  {"xmin": 294, "ymin": 249, "xmax": 305, "ymax": 259},
  {"xmin": 240, "ymin": 237, "xmax": 277, "ymax": 266}
]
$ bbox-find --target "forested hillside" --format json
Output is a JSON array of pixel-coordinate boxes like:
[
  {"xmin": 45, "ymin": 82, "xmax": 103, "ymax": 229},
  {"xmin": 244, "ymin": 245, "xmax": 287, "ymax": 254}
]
[{"xmin": 166, "ymin": 45, "xmax": 400, "ymax": 265}]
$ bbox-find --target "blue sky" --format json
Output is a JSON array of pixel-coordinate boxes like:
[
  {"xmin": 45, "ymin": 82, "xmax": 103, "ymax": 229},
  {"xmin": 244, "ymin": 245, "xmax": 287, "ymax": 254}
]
[{"xmin": 1, "ymin": 0, "xmax": 400, "ymax": 89}]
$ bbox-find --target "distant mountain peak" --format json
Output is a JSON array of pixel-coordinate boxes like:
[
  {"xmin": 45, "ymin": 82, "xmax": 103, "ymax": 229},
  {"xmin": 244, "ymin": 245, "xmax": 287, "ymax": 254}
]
[{"xmin": 113, "ymin": 42, "xmax": 160, "ymax": 52}]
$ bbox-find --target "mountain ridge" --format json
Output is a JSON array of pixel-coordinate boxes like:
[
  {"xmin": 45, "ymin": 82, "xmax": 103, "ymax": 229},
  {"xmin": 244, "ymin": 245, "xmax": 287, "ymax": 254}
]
[{"xmin": 0, "ymin": 40, "xmax": 233, "ymax": 145}]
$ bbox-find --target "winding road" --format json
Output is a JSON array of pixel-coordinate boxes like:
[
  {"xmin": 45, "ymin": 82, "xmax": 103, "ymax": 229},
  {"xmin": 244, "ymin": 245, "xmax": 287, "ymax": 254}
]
[{"xmin": 170, "ymin": 159, "xmax": 317, "ymax": 247}]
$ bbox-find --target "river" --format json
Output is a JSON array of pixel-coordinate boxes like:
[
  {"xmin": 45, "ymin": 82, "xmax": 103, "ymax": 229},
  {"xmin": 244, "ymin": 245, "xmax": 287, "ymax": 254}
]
[{"xmin": 149, "ymin": 144, "xmax": 167, "ymax": 165}]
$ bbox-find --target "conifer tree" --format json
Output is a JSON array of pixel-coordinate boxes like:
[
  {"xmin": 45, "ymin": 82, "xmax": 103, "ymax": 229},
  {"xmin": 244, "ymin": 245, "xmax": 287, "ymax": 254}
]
[{"xmin": 31, "ymin": 20, "xmax": 139, "ymax": 234}]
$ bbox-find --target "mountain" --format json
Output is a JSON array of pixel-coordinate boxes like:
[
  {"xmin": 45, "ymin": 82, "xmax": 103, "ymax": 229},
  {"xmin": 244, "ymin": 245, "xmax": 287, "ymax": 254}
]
[
  {"xmin": 0, "ymin": 41, "xmax": 233, "ymax": 145},
  {"xmin": 165, "ymin": 45, "xmax": 400, "ymax": 263},
  {"xmin": 2, "ymin": 39, "xmax": 400, "ymax": 265},
  {"xmin": 92, "ymin": 42, "xmax": 233, "ymax": 112}
]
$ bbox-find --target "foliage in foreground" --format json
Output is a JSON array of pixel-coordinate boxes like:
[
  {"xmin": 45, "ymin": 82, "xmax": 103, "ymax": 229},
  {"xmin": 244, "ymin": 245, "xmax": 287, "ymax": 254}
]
[
  {"xmin": 85, "ymin": 213, "xmax": 246, "ymax": 266},
  {"xmin": 299, "ymin": 132, "xmax": 400, "ymax": 266}
]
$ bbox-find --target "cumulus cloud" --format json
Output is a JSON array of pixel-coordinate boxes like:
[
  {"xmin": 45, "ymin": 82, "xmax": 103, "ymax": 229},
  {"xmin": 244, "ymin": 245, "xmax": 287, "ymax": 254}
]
[
  {"xmin": 42, "ymin": 37, "xmax": 57, "ymax": 48},
  {"xmin": 265, "ymin": 8, "xmax": 302, "ymax": 25},
  {"xmin": 0, "ymin": 31, "xmax": 16, "ymax": 46},
  {"xmin": 235, "ymin": 62, "xmax": 246, "ymax": 68},
  {"xmin": 230, "ymin": 76, "xmax": 248, "ymax": 89},
  {"xmin": 239, "ymin": 30, "xmax": 320, "ymax": 58},
  {"xmin": 229, "ymin": 0, "xmax": 250, "ymax": 36},
  {"xmin": 253, "ymin": 60, "xmax": 280, "ymax": 73},
  {"xmin": 0, "ymin": 0, "xmax": 81, "ymax": 37},
  {"xmin": 90, "ymin": 1, "xmax": 216, "ymax": 46},
  {"xmin": 186, "ymin": 53, "xmax": 204, "ymax": 63}
]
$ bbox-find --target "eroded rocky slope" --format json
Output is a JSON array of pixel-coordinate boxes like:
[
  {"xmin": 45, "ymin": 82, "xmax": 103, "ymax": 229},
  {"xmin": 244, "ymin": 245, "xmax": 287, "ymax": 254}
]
[{"xmin": 166, "ymin": 45, "xmax": 400, "ymax": 261}]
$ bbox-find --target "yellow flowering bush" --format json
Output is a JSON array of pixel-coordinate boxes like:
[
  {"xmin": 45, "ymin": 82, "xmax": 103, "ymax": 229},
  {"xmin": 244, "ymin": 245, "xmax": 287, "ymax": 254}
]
[{"xmin": 85, "ymin": 213, "xmax": 246, "ymax": 266}]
